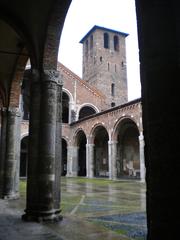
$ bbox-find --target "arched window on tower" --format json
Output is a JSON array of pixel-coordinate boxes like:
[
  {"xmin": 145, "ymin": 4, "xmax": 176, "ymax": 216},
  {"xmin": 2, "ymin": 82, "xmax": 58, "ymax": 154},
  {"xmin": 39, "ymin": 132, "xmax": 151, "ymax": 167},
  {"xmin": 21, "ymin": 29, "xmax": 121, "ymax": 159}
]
[
  {"xmin": 114, "ymin": 35, "xmax": 119, "ymax": 51},
  {"xmin": 104, "ymin": 33, "xmax": 109, "ymax": 49},
  {"xmin": 111, "ymin": 83, "xmax": 115, "ymax": 96}
]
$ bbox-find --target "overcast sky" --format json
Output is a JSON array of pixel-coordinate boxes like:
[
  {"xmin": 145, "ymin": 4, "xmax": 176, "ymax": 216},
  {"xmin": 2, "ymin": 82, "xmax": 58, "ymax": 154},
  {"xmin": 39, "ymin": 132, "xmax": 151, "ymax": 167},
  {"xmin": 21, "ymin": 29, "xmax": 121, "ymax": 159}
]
[{"xmin": 58, "ymin": 0, "xmax": 141, "ymax": 100}]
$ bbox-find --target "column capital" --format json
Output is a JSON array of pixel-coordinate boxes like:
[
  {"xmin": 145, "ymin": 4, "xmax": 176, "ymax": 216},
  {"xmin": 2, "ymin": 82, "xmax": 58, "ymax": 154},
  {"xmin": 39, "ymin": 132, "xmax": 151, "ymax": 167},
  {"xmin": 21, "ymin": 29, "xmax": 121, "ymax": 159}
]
[
  {"xmin": 43, "ymin": 70, "xmax": 63, "ymax": 85},
  {"xmin": 8, "ymin": 107, "xmax": 21, "ymax": 117},
  {"xmin": 31, "ymin": 69, "xmax": 40, "ymax": 84}
]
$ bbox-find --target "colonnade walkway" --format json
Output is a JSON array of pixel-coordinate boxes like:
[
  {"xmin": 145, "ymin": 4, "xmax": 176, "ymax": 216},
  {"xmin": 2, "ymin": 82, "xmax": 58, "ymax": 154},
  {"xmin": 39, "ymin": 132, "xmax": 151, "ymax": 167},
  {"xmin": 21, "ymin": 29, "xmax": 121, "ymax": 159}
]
[{"xmin": 0, "ymin": 177, "xmax": 147, "ymax": 240}]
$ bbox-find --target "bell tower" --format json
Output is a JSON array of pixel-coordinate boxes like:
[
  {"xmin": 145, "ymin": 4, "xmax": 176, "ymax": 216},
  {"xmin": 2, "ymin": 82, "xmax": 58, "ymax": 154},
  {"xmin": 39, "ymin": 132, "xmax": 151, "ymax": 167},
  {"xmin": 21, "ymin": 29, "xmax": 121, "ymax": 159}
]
[{"xmin": 80, "ymin": 25, "xmax": 129, "ymax": 107}]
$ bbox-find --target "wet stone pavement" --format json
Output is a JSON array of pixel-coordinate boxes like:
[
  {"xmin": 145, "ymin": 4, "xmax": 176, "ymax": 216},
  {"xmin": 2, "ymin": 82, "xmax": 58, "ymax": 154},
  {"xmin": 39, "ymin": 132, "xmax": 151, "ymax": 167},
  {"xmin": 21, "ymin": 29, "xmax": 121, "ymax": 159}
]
[{"xmin": 0, "ymin": 177, "xmax": 147, "ymax": 240}]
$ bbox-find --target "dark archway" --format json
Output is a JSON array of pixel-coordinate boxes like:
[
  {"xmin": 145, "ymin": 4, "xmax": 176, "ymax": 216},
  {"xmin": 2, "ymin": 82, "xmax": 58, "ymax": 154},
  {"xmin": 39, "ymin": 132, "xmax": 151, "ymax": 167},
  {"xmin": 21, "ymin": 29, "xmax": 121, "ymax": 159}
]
[
  {"xmin": 79, "ymin": 106, "xmax": 96, "ymax": 119},
  {"xmin": 62, "ymin": 92, "xmax": 69, "ymax": 123},
  {"xmin": 20, "ymin": 136, "xmax": 28, "ymax": 178},
  {"xmin": 21, "ymin": 69, "xmax": 31, "ymax": 120},
  {"xmin": 116, "ymin": 120, "xmax": 140, "ymax": 179},
  {"xmin": 94, "ymin": 126, "xmax": 109, "ymax": 177},
  {"xmin": 62, "ymin": 138, "xmax": 67, "ymax": 176},
  {"xmin": 76, "ymin": 130, "xmax": 87, "ymax": 176}
]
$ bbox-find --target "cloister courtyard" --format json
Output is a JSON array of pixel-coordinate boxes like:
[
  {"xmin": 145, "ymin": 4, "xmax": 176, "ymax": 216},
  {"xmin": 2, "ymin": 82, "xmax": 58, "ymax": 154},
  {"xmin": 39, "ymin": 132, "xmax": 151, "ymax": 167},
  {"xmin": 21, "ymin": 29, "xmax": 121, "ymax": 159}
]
[{"xmin": 0, "ymin": 177, "xmax": 146, "ymax": 240}]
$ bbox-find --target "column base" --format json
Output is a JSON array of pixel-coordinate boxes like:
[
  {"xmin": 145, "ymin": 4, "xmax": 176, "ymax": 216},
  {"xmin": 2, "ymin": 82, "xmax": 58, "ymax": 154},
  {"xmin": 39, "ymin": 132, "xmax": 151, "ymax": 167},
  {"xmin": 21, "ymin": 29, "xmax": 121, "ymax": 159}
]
[
  {"xmin": 3, "ymin": 192, "xmax": 19, "ymax": 200},
  {"xmin": 22, "ymin": 209, "xmax": 63, "ymax": 223},
  {"xmin": 66, "ymin": 172, "xmax": 78, "ymax": 177}
]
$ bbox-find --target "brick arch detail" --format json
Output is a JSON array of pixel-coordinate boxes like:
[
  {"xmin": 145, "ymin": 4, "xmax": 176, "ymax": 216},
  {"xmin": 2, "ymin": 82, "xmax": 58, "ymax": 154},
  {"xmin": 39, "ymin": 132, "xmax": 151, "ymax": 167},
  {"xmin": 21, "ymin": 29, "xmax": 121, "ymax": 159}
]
[
  {"xmin": 76, "ymin": 103, "xmax": 99, "ymax": 120},
  {"xmin": 62, "ymin": 88, "xmax": 73, "ymax": 103},
  {"xmin": 89, "ymin": 123, "xmax": 109, "ymax": 144},
  {"xmin": 112, "ymin": 116, "xmax": 140, "ymax": 141},
  {"xmin": 9, "ymin": 53, "xmax": 29, "ymax": 108},
  {"xmin": 43, "ymin": 0, "xmax": 71, "ymax": 70},
  {"xmin": 72, "ymin": 128, "xmax": 87, "ymax": 146}
]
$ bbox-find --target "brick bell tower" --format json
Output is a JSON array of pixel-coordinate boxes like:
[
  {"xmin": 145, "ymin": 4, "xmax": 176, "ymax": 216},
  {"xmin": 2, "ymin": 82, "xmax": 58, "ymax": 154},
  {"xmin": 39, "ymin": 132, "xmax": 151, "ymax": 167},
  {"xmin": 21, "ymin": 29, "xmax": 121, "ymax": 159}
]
[{"xmin": 80, "ymin": 25, "xmax": 129, "ymax": 107}]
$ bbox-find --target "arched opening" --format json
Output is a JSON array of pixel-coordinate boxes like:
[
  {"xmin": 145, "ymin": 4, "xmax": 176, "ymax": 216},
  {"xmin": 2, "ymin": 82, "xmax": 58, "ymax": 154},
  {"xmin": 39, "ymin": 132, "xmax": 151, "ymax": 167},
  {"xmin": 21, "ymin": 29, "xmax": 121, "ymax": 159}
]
[
  {"xmin": 114, "ymin": 35, "xmax": 119, "ymax": 51},
  {"xmin": 79, "ymin": 106, "xmax": 96, "ymax": 119},
  {"xmin": 21, "ymin": 69, "xmax": 31, "ymax": 120},
  {"xmin": 116, "ymin": 120, "xmax": 140, "ymax": 179},
  {"xmin": 104, "ymin": 32, "xmax": 109, "ymax": 49},
  {"xmin": 62, "ymin": 138, "xmax": 67, "ymax": 176},
  {"xmin": 20, "ymin": 136, "xmax": 28, "ymax": 178},
  {"xmin": 62, "ymin": 91, "xmax": 70, "ymax": 123},
  {"xmin": 75, "ymin": 130, "xmax": 87, "ymax": 176},
  {"xmin": 93, "ymin": 126, "xmax": 109, "ymax": 177}
]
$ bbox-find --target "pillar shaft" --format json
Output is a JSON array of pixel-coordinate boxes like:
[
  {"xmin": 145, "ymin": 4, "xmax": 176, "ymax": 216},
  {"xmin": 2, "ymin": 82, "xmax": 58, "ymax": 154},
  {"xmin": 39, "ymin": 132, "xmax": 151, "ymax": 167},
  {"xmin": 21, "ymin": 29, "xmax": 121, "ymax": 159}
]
[
  {"xmin": 54, "ymin": 77, "xmax": 63, "ymax": 210},
  {"xmin": 3, "ymin": 107, "xmax": 21, "ymax": 199},
  {"xmin": 23, "ymin": 69, "xmax": 61, "ymax": 222},
  {"xmin": 108, "ymin": 141, "xmax": 117, "ymax": 180},
  {"xmin": 66, "ymin": 146, "xmax": 79, "ymax": 177},
  {"xmin": 86, "ymin": 144, "xmax": 94, "ymax": 178},
  {"xmin": 0, "ymin": 108, "xmax": 7, "ymax": 197},
  {"xmin": 25, "ymin": 69, "xmax": 41, "ymax": 216}
]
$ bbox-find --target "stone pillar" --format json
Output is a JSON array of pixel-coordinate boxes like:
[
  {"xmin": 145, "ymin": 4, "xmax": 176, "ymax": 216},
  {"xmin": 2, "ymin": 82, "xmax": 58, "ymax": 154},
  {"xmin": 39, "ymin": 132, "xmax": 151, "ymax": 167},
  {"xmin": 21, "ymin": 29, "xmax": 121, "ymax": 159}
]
[
  {"xmin": 3, "ymin": 107, "xmax": 21, "ymax": 199},
  {"xmin": 108, "ymin": 141, "xmax": 117, "ymax": 180},
  {"xmin": 139, "ymin": 132, "xmax": 145, "ymax": 182},
  {"xmin": 0, "ymin": 108, "xmax": 7, "ymax": 197},
  {"xmin": 86, "ymin": 143, "xmax": 94, "ymax": 178},
  {"xmin": 23, "ymin": 69, "xmax": 61, "ymax": 222},
  {"xmin": 23, "ymin": 69, "xmax": 41, "ymax": 221},
  {"xmin": 66, "ymin": 146, "xmax": 78, "ymax": 177},
  {"xmin": 54, "ymin": 77, "xmax": 63, "ymax": 211}
]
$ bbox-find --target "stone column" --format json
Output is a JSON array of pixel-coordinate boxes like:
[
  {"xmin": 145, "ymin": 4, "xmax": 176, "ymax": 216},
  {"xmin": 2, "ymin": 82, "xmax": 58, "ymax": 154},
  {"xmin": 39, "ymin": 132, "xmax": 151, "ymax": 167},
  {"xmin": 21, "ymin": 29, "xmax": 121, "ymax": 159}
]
[
  {"xmin": 139, "ymin": 132, "xmax": 145, "ymax": 182},
  {"xmin": 108, "ymin": 140, "xmax": 117, "ymax": 180},
  {"xmin": 23, "ymin": 69, "xmax": 61, "ymax": 222},
  {"xmin": 22, "ymin": 69, "xmax": 41, "ymax": 220},
  {"xmin": 0, "ymin": 108, "xmax": 7, "ymax": 198},
  {"xmin": 38, "ymin": 69, "xmax": 60, "ymax": 221},
  {"xmin": 66, "ymin": 146, "xmax": 78, "ymax": 177},
  {"xmin": 54, "ymin": 77, "xmax": 63, "ymax": 211},
  {"xmin": 86, "ymin": 143, "xmax": 94, "ymax": 178},
  {"xmin": 4, "ymin": 107, "xmax": 21, "ymax": 199}
]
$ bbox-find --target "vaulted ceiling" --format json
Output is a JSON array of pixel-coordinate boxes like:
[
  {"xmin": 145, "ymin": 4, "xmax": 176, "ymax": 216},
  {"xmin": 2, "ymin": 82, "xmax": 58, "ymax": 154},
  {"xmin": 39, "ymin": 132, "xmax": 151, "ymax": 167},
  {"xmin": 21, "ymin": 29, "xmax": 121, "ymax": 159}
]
[{"xmin": 0, "ymin": 0, "xmax": 71, "ymax": 106}]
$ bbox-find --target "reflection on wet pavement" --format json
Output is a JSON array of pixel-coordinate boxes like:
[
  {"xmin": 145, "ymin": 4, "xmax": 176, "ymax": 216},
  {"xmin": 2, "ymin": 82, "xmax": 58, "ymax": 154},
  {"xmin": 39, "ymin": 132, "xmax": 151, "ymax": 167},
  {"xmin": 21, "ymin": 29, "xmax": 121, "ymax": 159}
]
[
  {"xmin": 60, "ymin": 177, "xmax": 147, "ymax": 239},
  {"xmin": 0, "ymin": 177, "xmax": 147, "ymax": 240}
]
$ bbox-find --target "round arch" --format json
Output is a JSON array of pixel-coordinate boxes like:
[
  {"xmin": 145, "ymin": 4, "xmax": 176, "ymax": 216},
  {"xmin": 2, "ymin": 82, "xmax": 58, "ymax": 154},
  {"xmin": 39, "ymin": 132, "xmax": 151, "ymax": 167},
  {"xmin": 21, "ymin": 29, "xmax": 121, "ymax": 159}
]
[
  {"xmin": 76, "ymin": 103, "xmax": 99, "ymax": 120},
  {"xmin": 42, "ymin": 1, "xmax": 71, "ymax": 70},
  {"xmin": 113, "ymin": 117, "xmax": 140, "ymax": 179},
  {"xmin": 62, "ymin": 91, "xmax": 70, "ymax": 123},
  {"xmin": 112, "ymin": 115, "xmax": 140, "ymax": 141},
  {"xmin": 73, "ymin": 129, "xmax": 87, "ymax": 176},
  {"xmin": 92, "ymin": 124, "xmax": 109, "ymax": 177}
]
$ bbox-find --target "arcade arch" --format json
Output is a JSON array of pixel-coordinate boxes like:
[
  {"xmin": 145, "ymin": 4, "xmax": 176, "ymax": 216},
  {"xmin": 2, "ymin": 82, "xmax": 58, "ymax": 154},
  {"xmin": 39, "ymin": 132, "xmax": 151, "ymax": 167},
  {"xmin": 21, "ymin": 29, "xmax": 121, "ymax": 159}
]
[
  {"xmin": 114, "ymin": 118, "xmax": 140, "ymax": 178},
  {"xmin": 74, "ymin": 129, "xmax": 87, "ymax": 176},
  {"xmin": 77, "ymin": 103, "xmax": 99, "ymax": 120},
  {"xmin": 92, "ymin": 125, "xmax": 109, "ymax": 177},
  {"xmin": 62, "ymin": 91, "xmax": 70, "ymax": 123}
]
